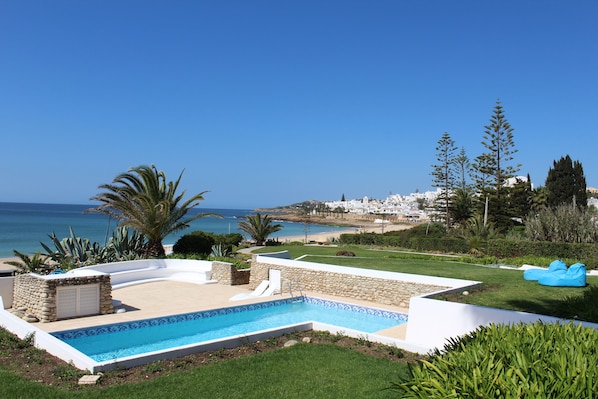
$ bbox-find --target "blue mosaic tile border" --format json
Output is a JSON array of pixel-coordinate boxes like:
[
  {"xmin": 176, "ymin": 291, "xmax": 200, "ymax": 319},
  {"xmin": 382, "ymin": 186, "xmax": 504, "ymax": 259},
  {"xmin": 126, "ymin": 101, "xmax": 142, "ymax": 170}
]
[
  {"xmin": 303, "ymin": 296, "xmax": 408, "ymax": 322},
  {"xmin": 52, "ymin": 296, "xmax": 407, "ymax": 340}
]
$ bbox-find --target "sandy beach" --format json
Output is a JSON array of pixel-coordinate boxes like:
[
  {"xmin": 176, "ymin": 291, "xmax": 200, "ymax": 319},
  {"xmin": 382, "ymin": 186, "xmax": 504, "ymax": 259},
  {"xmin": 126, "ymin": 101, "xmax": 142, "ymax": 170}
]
[
  {"xmin": 269, "ymin": 211, "xmax": 415, "ymax": 244},
  {"xmin": 277, "ymin": 222, "xmax": 412, "ymax": 244}
]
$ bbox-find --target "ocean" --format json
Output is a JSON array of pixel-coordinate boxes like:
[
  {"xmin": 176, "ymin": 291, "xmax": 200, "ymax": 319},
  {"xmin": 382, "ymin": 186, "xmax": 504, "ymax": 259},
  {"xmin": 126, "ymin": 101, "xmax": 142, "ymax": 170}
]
[{"xmin": 0, "ymin": 202, "xmax": 350, "ymax": 258}]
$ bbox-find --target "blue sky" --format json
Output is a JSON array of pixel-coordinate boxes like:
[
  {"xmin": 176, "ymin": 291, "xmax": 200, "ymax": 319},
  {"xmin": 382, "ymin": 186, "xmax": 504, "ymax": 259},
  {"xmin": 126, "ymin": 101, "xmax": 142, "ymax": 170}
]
[{"xmin": 1, "ymin": 1, "xmax": 597, "ymax": 209}]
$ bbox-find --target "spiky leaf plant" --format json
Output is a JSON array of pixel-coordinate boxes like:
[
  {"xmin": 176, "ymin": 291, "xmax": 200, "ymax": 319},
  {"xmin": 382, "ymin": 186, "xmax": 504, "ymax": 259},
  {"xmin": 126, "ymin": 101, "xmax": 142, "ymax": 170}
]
[{"xmin": 390, "ymin": 321, "xmax": 598, "ymax": 398}]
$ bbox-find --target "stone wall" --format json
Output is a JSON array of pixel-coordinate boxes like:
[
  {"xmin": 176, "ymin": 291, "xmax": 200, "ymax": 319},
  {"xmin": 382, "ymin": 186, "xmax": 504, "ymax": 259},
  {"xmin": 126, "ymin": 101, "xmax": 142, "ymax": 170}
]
[
  {"xmin": 211, "ymin": 261, "xmax": 250, "ymax": 285},
  {"xmin": 13, "ymin": 274, "xmax": 113, "ymax": 323},
  {"xmin": 249, "ymin": 255, "xmax": 449, "ymax": 308}
]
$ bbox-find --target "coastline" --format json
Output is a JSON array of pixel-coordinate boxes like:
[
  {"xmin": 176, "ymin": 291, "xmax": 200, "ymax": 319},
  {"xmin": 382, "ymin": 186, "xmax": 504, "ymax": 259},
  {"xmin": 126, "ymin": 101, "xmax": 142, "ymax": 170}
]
[
  {"xmin": 0, "ymin": 214, "xmax": 414, "ymax": 269},
  {"xmin": 270, "ymin": 211, "xmax": 414, "ymax": 243},
  {"xmin": 275, "ymin": 223, "xmax": 411, "ymax": 244}
]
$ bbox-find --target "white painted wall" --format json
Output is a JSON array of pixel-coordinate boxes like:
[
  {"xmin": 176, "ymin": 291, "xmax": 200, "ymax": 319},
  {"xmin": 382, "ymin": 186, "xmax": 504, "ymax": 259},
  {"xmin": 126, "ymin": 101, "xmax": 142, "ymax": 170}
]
[
  {"xmin": 406, "ymin": 296, "xmax": 598, "ymax": 351},
  {"xmin": 66, "ymin": 259, "xmax": 214, "ymax": 289},
  {"xmin": 72, "ymin": 258, "xmax": 213, "ymax": 274},
  {"xmin": 0, "ymin": 276, "xmax": 14, "ymax": 309}
]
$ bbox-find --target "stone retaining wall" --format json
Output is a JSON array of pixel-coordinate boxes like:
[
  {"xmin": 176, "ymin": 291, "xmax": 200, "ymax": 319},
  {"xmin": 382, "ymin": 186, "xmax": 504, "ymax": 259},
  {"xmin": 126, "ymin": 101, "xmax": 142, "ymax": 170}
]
[
  {"xmin": 13, "ymin": 274, "xmax": 113, "ymax": 323},
  {"xmin": 249, "ymin": 255, "xmax": 449, "ymax": 308},
  {"xmin": 211, "ymin": 261, "xmax": 250, "ymax": 285}
]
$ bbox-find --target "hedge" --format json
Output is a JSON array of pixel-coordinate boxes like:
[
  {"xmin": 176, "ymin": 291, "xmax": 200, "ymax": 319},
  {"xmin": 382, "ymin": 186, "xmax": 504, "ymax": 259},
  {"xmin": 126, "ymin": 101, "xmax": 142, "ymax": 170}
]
[{"xmin": 338, "ymin": 233, "xmax": 598, "ymax": 268}]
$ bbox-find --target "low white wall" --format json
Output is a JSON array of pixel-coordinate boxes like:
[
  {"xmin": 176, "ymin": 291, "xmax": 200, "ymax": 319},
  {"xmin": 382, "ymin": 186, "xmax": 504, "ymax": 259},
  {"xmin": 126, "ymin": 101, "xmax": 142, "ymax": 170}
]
[
  {"xmin": 68, "ymin": 259, "xmax": 214, "ymax": 289},
  {"xmin": 0, "ymin": 276, "xmax": 14, "ymax": 309},
  {"xmin": 0, "ymin": 297, "xmax": 98, "ymax": 371},
  {"xmin": 73, "ymin": 259, "xmax": 213, "ymax": 274},
  {"xmin": 405, "ymin": 296, "xmax": 598, "ymax": 351}
]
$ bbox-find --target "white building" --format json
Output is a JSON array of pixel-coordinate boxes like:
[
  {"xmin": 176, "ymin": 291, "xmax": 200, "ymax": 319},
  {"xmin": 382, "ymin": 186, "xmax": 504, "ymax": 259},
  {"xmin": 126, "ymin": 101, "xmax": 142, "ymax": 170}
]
[{"xmin": 324, "ymin": 189, "xmax": 441, "ymax": 222}]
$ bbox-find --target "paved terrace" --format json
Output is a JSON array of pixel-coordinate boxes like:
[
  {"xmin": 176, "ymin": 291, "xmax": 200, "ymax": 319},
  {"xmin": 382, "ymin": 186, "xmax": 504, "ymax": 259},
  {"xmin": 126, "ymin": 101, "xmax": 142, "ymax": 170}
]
[{"xmin": 36, "ymin": 281, "xmax": 409, "ymax": 339}]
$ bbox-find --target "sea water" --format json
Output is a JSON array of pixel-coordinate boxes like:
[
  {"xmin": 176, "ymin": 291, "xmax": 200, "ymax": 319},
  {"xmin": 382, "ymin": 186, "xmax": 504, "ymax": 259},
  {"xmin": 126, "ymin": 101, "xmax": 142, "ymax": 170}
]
[
  {"xmin": 52, "ymin": 297, "xmax": 408, "ymax": 362},
  {"xmin": 0, "ymin": 202, "xmax": 350, "ymax": 257}
]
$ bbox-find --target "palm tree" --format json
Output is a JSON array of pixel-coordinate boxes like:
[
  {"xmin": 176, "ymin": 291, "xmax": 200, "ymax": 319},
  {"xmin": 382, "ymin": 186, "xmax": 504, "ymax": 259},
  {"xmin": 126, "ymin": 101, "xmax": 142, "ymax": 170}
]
[
  {"xmin": 458, "ymin": 214, "xmax": 498, "ymax": 256},
  {"xmin": 88, "ymin": 165, "xmax": 217, "ymax": 257},
  {"xmin": 237, "ymin": 213, "xmax": 283, "ymax": 246},
  {"xmin": 449, "ymin": 188, "xmax": 474, "ymax": 227}
]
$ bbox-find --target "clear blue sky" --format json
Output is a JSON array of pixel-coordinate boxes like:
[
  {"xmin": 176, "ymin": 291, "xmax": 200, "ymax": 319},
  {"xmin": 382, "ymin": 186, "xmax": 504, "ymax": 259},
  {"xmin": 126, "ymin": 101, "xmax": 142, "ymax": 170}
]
[{"xmin": 2, "ymin": 1, "xmax": 597, "ymax": 209}]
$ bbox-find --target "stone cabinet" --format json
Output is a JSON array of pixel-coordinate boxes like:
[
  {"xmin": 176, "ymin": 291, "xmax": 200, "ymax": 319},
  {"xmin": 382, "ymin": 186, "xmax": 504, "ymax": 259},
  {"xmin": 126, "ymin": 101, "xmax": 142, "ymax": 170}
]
[{"xmin": 12, "ymin": 272, "xmax": 113, "ymax": 323}]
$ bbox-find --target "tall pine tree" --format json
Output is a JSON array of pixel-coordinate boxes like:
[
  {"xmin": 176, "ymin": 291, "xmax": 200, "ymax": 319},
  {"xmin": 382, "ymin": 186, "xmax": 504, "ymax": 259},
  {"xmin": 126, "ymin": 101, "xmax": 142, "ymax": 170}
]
[
  {"xmin": 474, "ymin": 100, "xmax": 520, "ymax": 229},
  {"xmin": 450, "ymin": 147, "xmax": 474, "ymax": 227},
  {"xmin": 454, "ymin": 147, "xmax": 472, "ymax": 190},
  {"xmin": 431, "ymin": 132, "xmax": 457, "ymax": 230}
]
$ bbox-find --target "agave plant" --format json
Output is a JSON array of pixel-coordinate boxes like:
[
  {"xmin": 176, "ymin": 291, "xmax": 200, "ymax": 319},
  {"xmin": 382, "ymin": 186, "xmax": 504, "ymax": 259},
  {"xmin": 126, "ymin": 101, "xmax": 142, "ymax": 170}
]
[
  {"xmin": 106, "ymin": 226, "xmax": 147, "ymax": 261},
  {"xmin": 210, "ymin": 243, "xmax": 230, "ymax": 258},
  {"xmin": 40, "ymin": 227, "xmax": 107, "ymax": 268}
]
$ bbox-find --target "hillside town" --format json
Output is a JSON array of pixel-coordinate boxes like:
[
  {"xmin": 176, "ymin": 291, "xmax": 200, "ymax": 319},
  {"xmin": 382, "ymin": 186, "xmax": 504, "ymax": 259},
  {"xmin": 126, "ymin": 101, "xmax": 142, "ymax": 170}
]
[
  {"xmin": 323, "ymin": 181, "xmax": 598, "ymax": 224},
  {"xmin": 324, "ymin": 189, "xmax": 440, "ymax": 223}
]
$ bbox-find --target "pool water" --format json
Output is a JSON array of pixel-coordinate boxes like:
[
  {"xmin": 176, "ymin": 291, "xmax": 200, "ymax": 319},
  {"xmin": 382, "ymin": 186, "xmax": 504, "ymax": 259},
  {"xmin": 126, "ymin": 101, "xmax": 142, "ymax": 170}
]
[{"xmin": 52, "ymin": 297, "xmax": 408, "ymax": 362}]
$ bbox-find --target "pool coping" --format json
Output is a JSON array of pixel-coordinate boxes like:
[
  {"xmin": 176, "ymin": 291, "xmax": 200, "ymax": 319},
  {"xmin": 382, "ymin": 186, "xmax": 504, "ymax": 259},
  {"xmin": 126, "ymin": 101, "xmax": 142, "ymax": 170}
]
[{"xmin": 51, "ymin": 296, "xmax": 408, "ymax": 341}]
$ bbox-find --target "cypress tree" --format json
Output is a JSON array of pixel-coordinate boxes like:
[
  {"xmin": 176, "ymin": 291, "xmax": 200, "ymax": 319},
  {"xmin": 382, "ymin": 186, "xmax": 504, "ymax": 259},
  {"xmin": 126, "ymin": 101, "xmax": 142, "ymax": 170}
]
[{"xmin": 545, "ymin": 155, "xmax": 587, "ymax": 209}]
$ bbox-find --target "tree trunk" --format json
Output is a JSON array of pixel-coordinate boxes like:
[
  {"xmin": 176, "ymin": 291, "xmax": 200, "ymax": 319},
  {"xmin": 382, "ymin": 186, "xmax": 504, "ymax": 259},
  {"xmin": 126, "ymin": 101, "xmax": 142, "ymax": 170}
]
[{"xmin": 146, "ymin": 240, "xmax": 165, "ymax": 258}]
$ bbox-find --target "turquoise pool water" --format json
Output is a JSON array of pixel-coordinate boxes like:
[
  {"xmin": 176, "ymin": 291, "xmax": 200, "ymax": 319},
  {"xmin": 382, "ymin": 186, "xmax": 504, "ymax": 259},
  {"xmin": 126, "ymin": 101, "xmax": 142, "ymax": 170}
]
[{"xmin": 52, "ymin": 297, "xmax": 408, "ymax": 362}]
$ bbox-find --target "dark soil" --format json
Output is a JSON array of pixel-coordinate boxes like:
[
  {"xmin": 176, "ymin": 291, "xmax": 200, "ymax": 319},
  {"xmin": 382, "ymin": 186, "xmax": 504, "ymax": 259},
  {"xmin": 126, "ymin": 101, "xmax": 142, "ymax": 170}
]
[{"xmin": 0, "ymin": 328, "xmax": 424, "ymax": 391}]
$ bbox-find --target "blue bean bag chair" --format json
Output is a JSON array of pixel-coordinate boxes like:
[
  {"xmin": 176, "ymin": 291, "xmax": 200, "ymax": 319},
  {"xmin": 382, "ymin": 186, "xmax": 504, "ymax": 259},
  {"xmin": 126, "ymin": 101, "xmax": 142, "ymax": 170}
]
[
  {"xmin": 538, "ymin": 263, "xmax": 587, "ymax": 287},
  {"xmin": 523, "ymin": 259, "xmax": 567, "ymax": 281}
]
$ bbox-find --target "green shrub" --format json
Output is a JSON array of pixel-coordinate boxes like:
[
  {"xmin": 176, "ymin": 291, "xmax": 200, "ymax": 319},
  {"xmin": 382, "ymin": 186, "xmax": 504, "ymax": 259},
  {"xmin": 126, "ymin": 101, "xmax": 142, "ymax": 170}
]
[
  {"xmin": 385, "ymin": 222, "xmax": 447, "ymax": 240},
  {"xmin": 53, "ymin": 361, "xmax": 83, "ymax": 381},
  {"xmin": 167, "ymin": 253, "xmax": 207, "ymax": 260},
  {"xmin": 339, "ymin": 232, "xmax": 471, "ymax": 254},
  {"xmin": 339, "ymin": 233, "xmax": 407, "ymax": 246},
  {"xmin": 230, "ymin": 258, "xmax": 251, "ymax": 270},
  {"xmin": 408, "ymin": 237, "xmax": 470, "ymax": 254},
  {"xmin": 173, "ymin": 231, "xmax": 244, "ymax": 255},
  {"xmin": 264, "ymin": 238, "xmax": 282, "ymax": 246},
  {"xmin": 339, "ymin": 232, "xmax": 381, "ymax": 245},
  {"xmin": 525, "ymin": 204, "xmax": 598, "ymax": 243},
  {"xmin": 173, "ymin": 231, "xmax": 216, "ymax": 255},
  {"xmin": 285, "ymin": 241, "xmax": 306, "ymax": 246},
  {"xmin": 215, "ymin": 233, "xmax": 243, "ymax": 253},
  {"xmin": 210, "ymin": 256, "xmax": 250, "ymax": 270},
  {"xmin": 390, "ymin": 321, "xmax": 598, "ymax": 398},
  {"xmin": 487, "ymin": 239, "xmax": 598, "ymax": 269}
]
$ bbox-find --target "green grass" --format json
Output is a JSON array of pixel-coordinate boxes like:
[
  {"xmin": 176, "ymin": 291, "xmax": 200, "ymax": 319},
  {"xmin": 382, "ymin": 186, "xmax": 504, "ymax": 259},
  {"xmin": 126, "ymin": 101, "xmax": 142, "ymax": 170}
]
[
  {"xmin": 256, "ymin": 245, "xmax": 598, "ymax": 320},
  {"xmin": 0, "ymin": 344, "xmax": 408, "ymax": 398}
]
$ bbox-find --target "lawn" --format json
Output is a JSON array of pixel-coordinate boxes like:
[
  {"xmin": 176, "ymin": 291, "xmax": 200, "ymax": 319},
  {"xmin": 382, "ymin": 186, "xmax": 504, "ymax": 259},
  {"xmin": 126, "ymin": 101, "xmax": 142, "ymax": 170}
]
[
  {"xmin": 255, "ymin": 245, "xmax": 598, "ymax": 320},
  {"xmin": 0, "ymin": 340, "xmax": 411, "ymax": 398}
]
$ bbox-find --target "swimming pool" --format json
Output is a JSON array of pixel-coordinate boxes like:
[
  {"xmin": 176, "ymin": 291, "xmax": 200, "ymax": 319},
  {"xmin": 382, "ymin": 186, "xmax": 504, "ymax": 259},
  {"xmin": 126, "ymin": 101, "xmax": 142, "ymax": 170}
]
[{"xmin": 52, "ymin": 297, "xmax": 408, "ymax": 362}]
